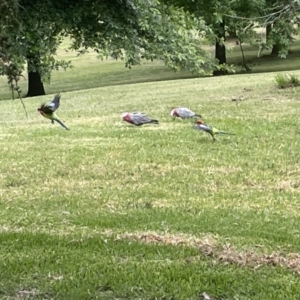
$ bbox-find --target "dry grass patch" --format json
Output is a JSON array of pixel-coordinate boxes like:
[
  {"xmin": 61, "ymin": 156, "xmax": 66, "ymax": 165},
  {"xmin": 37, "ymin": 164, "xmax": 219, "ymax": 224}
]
[
  {"xmin": 116, "ymin": 231, "xmax": 300, "ymax": 274},
  {"xmin": 275, "ymin": 180, "xmax": 300, "ymax": 192},
  {"xmin": 3, "ymin": 224, "xmax": 300, "ymax": 276}
]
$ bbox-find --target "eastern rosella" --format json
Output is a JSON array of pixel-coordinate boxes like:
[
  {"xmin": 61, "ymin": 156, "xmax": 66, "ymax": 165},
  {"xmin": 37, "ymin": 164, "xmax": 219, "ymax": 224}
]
[
  {"xmin": 170, "ymin": 107, "xmax": 202, "ymax": 119},
  {"xmin": 37, "ymin": 93, "xmax": 70, "ymax": 130},
  {"xmin": 122, "ymin": 112, "xmax": 159, "ymax": 126},
  {"xmin": 194, "ymin": 119, "xmax": 234, "ymax": 141}
]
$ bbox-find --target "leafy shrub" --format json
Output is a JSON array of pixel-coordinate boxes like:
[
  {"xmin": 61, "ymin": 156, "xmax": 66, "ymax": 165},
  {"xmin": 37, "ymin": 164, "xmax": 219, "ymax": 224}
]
[{"xmin": 275, "ymin": 73, "xmax": 300, "ymax": 89}]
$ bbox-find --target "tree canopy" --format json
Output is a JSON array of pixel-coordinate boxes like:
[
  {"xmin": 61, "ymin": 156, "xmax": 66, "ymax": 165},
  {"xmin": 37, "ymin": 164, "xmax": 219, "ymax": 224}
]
[
  {"xmin": 1, "ymin": 0, "xmax": 222, "ymax": 97},
  {"xmin": 2, "ymin": 0, "xmax": 300, "ymax": 98},
  {"xmin": 0, "ymin": 0, "xmax": 23, "ymax": 97}
]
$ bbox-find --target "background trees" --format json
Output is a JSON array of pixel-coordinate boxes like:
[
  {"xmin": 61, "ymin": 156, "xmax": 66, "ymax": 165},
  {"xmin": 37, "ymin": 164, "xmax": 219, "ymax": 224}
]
[
  {"xmin": 1, "ymin": 0, "xmax": 300, "ymax": 98},
  {"xmin": 0, "ymin": 0, "xmax": 24, "ymax": 102},
  {"xmin": 1, "ymin": 0, "xmax": 221, "ymax": 97}
]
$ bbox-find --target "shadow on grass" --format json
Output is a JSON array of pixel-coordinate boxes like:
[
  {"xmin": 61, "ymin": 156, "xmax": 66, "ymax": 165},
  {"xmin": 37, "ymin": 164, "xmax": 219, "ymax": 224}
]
[{"xmin": 0, "ymin": 231, "xmax": 300, "ymax": 300}]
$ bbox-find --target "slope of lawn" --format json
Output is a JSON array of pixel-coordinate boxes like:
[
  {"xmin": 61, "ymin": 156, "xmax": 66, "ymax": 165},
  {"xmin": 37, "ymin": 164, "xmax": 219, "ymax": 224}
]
[{"xmin": 1, "ymin": 68, "xmax": 300, "ymax": 299}]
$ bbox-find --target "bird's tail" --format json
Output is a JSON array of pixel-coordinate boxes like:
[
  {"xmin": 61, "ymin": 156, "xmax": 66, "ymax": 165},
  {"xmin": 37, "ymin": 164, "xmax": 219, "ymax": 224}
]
[
  {"xmin": 194, "ymin": 114, "xmax": 202, "ymax": 118},
  {"xmin": 55, "ymin": 118, "xmax": 70, "ymax": 130},
  {"xmin": 150, "ymin": 119, "xmax": 159, "ymax": 124},
  {"xmin": 219, "ymin": 131, "xmax": 235, "ymax": 135}
]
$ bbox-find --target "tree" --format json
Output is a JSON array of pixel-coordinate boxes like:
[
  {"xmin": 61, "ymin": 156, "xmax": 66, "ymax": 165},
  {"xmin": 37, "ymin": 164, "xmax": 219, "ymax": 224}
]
[
  {"xmin": 259, "ymin": 0, "xmax": 300, "ymax": 57},
  {"xmin": 0, "ymin": 0, "xmax": 21, "ymax": 83},
  {"xmin": 6, "ymin": 0, "xmax": 223, "ymax": 97},
  {"xmin": 224, "ymin": 1, "xmax": 266, "ymax": 72},
  {"xmin": 18, "ymin": 17, "xmax": 70, "ymax": 97},
  {"xmin": 0, "ymin": 0, "xmax": 28, "ymax": 117},
  {"xmin": 11, "ymin": 0, "xmax": 77, "ymax": 97},
  {"xmin": 71, "ymin": 2, "xmax": 218, "ymax": 75},
  {"xmin": 161, "ymin": 0, "xmax": 250, "ymax": 75},
  {"xmin": 5, "ymin": 0, "xmax": 146, "ymax": 97},
  {"xmin": 268, "ymin": 20, "xmax": 297, "ymax": 57},
  {"xmin": 0, "ymin": 0, "xmax": 20, "ymax": 54},
  {"xmin": 227, "ymin": 0, "xmax": 300, "ymax": 59}
]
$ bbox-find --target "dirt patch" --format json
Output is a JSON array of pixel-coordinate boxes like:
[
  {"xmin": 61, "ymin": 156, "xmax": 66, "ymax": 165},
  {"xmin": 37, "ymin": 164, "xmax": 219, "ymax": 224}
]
[{"xmin": 115, "ymin": 231, "xmax": 300, "ymax": 274}]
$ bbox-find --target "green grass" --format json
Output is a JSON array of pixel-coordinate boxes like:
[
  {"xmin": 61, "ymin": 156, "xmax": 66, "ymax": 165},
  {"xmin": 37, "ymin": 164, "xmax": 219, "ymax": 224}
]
[{"xmin": 1, "ymin": 69, "xmax": 300, "ymax": 299}]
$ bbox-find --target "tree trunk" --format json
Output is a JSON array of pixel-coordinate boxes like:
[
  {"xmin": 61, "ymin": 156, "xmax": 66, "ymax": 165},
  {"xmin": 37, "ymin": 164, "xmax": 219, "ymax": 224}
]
[
  {"xmin": 271, "ymin": 44, "xmax": 280, "ymax": 56},
  {"xmin": 266, "ymin": 24, "xmax": 272, "ymax": 43},
  {"xmin": 213, "ymin": 21, "xmax": 227, "ymax": 76},
  {"xmin": 268, "ymin": 21, "xmax": 280, "ymax": 56},
  {"xmin": 26, "ymin": 56, "xmax": 45, "ymax": 97}
]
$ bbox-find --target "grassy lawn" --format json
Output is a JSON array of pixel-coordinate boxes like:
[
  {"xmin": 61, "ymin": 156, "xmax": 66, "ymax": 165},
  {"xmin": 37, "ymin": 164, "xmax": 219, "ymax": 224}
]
[{"xmin": 1, "ymin": 64, "xmax": 300, "ymax": 299}]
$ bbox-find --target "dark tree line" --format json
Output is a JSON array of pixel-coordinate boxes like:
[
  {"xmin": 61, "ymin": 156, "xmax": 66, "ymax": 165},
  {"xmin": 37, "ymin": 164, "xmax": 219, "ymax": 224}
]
[{"xmin": 1, "ymin": 0, "xmax": 300, "ymax": 98}]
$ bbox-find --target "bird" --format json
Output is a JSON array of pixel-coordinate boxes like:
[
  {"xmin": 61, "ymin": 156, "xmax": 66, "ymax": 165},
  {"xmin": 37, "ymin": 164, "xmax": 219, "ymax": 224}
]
[
  {"xmin": 194, "ymin": 119, "xmax": 235, "ymax": 141},
  {"xmin": 37, "ymin": 93, "xmax": 70, "ymax": 130},
  {"xmin": 122, "ymin": 112, "xmax": 159, "ymax": 126},
  {"xmin": 170, "ymin": 107, "xmax": 202, "ymax": 119}
]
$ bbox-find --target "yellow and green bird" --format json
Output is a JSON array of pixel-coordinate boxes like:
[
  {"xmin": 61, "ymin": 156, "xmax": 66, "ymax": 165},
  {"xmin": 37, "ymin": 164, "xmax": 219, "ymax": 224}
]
[
  {"xmin": 37, "ymin": 93, "xmax": 69, "ymax": 130},
  {"xmin": 194, "ymin": 119, "xmax": 234, "ymax": 141}
]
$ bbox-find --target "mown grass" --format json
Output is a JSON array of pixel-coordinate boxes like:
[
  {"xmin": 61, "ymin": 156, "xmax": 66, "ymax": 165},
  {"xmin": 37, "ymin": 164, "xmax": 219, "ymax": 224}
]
[{"xmin": 1, "ymin": 70, "xmax": 300, "ymax": 299}]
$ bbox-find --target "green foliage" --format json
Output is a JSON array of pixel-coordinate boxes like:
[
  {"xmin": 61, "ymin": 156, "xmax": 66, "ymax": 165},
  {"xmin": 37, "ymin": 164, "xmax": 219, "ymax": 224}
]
[
  {"xmin": 162, "ymin": 0, "xmax": 267, "ymax": 72},
  {"xmin": 71, "ymin": 1, "xmax": 220, "ymax": 74},
  {"xmin": 134, "ymin": 4, "xmax": 219, "ymax": 74},
  {"xmin": 0, "ymin": 0, "xmax": 20, "ymax": 35},
  {"xmin": 249, "ymin": 0, "xmax": 300, "ymax": 59},
  {"xmin": 267, "ymin": 20, "xmax": 297, "ymax": 58},
  {"xmin": 0, "ymin": 0, "xmax": 21, "ymax": 80},
  {"xmin": 274, "ymin": 73, "xmax": 300, "ymax": 88},
  {"xmin": 0, "ymin": 0, "xmax": 28, "ymax": 117},
  {"xmin": 15, "ymin": 2, "xmax": 73, "ymax": 83},
  {"xmin": 2, "ymin": 0, "xmax": 224, "ymax": 96}
]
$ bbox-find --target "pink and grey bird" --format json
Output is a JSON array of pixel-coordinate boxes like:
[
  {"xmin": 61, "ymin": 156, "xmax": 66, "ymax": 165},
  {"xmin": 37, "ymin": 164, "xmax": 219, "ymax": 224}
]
[
  {"xmin": 170, "ymin": 107, "xmax": 202, "ymax": 119},
  {"xmin": 122, "ymin": 112, "xmax": 159, "ymax": 126},
  {"xmin": 194, "ymin": 119, "xmax": 235, "ymax": 141}
]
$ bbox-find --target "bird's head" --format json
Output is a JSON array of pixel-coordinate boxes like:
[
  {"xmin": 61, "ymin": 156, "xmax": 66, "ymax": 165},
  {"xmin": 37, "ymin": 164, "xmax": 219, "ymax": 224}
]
[
  {"xmin": 37, "ymin": 103, "xmax": 46, "ymax": 110},
  {"xmin": 170, "ymin": 108, "xmax": 176, "ymax": 116},
  {"xmin": 196, "ymin": 119, "xmax": 204, "ymax": 125},
  {"xmin": 37, "ymin": 103, "xmax": 48, "ymax": 115},
  {"xmin": 121, "ymin": 112, "xmax": 128, "ymax": 120}
]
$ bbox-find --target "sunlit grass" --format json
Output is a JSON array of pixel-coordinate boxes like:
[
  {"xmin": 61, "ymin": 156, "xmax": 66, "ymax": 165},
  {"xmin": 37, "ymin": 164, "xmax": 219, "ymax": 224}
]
[{"xmin": 1, "ymin": 69, "xmax": 300, "ymax": 298}]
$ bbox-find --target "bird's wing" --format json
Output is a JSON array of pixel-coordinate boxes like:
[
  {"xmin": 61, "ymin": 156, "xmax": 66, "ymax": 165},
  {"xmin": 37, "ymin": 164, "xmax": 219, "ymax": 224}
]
[
  {"xmin": 178, "ymin": 107, "xmax": 194, "ymax": 117},
  {"xmin": 39, "ymin": 103, "xmax": 54, "ymax": 114},
  {"xmin": 131, "ymin": 112, "xmax": 151, "ymax": 125},
  {"xmin": 212, "ymin": 127, "xmax": 221, "ymax": 134},
  {"xmin": 47, "ymin": 93, "xmax": 61, "ymax": 112},
  {"xmin": 195, "ymin": 124, "xmax": 212, "ymax": 132},
  {"xmin": 50, "ymin": 94, "xmax": 61, "ymax": 111}
]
